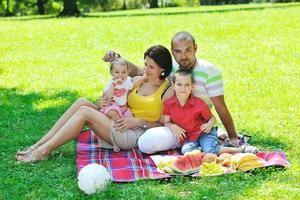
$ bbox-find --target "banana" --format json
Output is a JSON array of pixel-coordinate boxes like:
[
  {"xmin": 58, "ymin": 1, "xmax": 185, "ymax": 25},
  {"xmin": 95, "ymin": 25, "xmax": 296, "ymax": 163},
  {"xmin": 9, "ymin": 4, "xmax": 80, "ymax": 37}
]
[
  {"xmin": 238, "ymin": 160, "xmax": 264, "ymax": 171},
  {"xmin": 230, "ymin": 153, "xmax": 263, "ymax": 171},
  {"xmin": 238, "ymin": 159, "xmax": 263, "ymax": 168},
  {"xmin": 231, "ymin": 153, "xmax": 259, "ymax": 168}
]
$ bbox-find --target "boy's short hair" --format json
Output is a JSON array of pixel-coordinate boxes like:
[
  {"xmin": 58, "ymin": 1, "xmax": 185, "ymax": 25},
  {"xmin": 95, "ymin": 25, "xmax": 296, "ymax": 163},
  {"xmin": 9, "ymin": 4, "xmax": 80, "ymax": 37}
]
[
  {"xmin": 110, "ymin": 58, "xmax": 128, "ymax": 72},
  {"xmin": 173, "ymin": 69, "xmax": 195, "ymax": 84}
]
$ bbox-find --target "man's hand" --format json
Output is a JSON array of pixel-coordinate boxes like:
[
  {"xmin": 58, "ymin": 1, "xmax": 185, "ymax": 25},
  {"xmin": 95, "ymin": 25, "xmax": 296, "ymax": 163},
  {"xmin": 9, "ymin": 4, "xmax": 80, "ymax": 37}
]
[
  {"xmin": 227, "ymin": 136, "xmax": 240, "ymax": 147},
  {"xmin": 170, "ymin": 124, "xmax": 186, "ymax": 141},
  {"xmin": 103, "ymin": 50, "xmax": 120, "ymax": 62}
]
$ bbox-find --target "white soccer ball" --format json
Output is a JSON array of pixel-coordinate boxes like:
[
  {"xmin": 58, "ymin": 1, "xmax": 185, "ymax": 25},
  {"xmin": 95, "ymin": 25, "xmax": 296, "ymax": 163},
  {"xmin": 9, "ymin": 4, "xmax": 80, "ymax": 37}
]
[{"xmin": 77, "ymin": 163, "xmax": 111, "ymax": 195}]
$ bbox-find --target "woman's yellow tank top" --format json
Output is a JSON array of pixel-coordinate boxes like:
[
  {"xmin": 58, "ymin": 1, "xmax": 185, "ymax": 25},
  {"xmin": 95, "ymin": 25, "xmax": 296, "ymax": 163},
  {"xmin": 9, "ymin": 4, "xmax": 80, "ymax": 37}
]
[{"xmin": 128, "ymin": 79, "xmax": 170, "ymax": 122}]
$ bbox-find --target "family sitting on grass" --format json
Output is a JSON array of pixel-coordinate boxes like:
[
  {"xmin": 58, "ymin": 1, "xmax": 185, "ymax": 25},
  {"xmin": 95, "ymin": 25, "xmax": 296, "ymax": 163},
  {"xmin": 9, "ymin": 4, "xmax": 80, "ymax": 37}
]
[{"xmin": 16, "ymin": 31, "xmax": 258, "ymax": 163}]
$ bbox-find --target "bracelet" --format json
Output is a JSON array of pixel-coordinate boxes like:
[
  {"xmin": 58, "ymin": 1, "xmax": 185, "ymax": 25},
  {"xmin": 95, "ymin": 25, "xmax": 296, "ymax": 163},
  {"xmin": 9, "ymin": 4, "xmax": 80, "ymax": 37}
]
[
  {"xmin": 143, "ymin": 123, "xmax": 147, "ymax": 129},
  {"xmin": 140, "ymin": 119, "xmax": 147, "ymax": 129}
]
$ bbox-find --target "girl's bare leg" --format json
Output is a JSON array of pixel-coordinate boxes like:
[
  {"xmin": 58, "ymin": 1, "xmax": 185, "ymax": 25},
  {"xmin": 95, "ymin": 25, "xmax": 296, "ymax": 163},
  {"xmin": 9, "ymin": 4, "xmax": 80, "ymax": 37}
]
[
  {"xmin": 16, "ymin": 98, "xmax": 98, "ymax": 156},
  {"xmin": 17, "ymin": 106, "xmax": 112, "ymax": 163},
  {"xmin": 106, "ymin": 110, "xmax": 121, "ymax": 121}
]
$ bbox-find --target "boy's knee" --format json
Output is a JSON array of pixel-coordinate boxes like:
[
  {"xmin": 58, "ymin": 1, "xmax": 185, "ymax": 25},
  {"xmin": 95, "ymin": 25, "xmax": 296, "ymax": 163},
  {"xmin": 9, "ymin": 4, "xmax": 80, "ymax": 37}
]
[
  {"xmin": 200, "ymin": 129, "xmax": 219, "ymax": 154},
  {"xmin": 201, "ymin": 144, "xmax": 219, "ymax": 155}
]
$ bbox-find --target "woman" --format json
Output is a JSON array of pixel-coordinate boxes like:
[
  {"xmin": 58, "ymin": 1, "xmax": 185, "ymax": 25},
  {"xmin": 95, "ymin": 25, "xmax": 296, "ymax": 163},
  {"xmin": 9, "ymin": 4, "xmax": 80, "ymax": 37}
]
[{"xmin": 16, "ymin": 45, "xmax": 173, "ymax": 163}]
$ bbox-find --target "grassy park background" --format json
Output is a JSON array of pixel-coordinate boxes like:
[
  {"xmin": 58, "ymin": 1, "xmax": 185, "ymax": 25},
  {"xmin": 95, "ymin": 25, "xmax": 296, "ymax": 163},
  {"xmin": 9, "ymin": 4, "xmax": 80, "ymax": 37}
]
[{"xmin": 1, "ymin": 3, "xmax": 300, "ymax": 199}]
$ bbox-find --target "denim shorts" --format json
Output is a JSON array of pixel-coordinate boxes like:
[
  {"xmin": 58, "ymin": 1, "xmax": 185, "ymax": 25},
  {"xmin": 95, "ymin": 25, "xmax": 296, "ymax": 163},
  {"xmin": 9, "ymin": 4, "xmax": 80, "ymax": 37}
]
[{"xmin": 181, "ymin": 127, "xmax": 220, "ymax": 155}]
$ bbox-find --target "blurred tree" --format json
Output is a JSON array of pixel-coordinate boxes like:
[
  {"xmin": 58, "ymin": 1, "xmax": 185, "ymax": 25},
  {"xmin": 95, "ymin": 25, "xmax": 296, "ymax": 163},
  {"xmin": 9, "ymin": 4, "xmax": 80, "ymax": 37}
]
[
  {"xmin": 134, "ymin": 0, "xmax": 138, "ymax": 8},
  {"xmin": 5, "ymin": 0, "xmax": 13, "ymax": 16},
  {"xmin": 122, "ymin": 0, "xmax": 127, "ymax": 9},
  {"xmin": 98, "ymin": 0, "xmax": 110, "ymax": 11},
  {"xmin": 36, "ymin": 0, "xmax": 47, "ymax": 14},
  {"xmin": 60, "ymin": 0, "xmax": 80, "ymax": 16},
  {"xmin": 149, "ymin": 0, "xmax": 158, "ymax": 7},
  {"xmin": 25, "ymin": 0, "xmax": 48, "ymax": 14}
]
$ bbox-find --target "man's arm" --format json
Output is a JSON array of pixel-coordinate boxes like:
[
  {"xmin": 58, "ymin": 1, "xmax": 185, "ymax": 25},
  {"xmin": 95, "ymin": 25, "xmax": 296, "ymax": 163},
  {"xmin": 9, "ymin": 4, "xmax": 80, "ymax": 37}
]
[
  {"xmin": 211, "ymin": 95, "xmax": 239, "ymax": 146},
  {"xmin": 103, "ymin": 50, "xmax": 144, "ymax": 77},
  {"xmin": 126, "ymin": 60, "xmax": 144, "ymax": 77}
]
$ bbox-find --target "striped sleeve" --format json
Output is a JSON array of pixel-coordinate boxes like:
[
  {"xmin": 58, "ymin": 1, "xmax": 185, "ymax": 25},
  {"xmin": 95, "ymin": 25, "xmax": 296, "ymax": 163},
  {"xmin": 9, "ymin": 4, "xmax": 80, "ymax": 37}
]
[{"xmin": 206, "ymin": 65, "xmax": 224, "ymax": 97}]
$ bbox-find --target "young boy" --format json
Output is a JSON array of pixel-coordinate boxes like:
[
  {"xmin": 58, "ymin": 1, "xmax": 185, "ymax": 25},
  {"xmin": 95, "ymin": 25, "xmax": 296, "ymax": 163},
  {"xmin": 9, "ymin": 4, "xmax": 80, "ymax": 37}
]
[{"xmin": 163, "ymin": 70, "xmax": 258, "ymax": 155}]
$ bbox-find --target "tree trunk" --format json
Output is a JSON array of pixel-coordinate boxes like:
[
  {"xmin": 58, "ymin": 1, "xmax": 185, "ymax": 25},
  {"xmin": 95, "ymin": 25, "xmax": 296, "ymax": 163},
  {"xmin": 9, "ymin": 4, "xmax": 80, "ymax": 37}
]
[
  {"xmin": 135, "ymin": 0, "xmax": 138, "ymax": 8},
  {"xmin": 148, "ymin": 0, "xmax": 158, "ymax": 8},
  {"xmin": 122, "ymin": 0, "xmax": 127, "ymax": 10},
  {"xmin": 60, "ymin": 0, "xmax": 80, "ymax": 16},
  {"xmin": 5, "ymin": 0, "xmax": 13, "ymax": 16},
  {"xmin": 37, "ymin": 0, "xmax": 45, "ymax": 15}
]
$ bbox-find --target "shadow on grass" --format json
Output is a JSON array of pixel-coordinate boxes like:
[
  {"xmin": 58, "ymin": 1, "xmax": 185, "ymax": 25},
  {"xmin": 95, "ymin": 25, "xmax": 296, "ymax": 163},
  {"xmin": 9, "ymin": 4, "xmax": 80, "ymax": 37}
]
[
  {"xmin": 239, "ymin": 129, "xmax": 288, "ymax": 151},
  {"xmin": 99, "ymin": 128, "xmax": 291, "ymax": 199},
  {"xmin": 0, "ymin": 87, "xmax": 88, "ymax": 197},
  {"xmin": 84, "ymin": 3, "xmax": 300, "ymax": 18},
  {"xmin": 0, "ymin": 87, "xmax": 81, "ymax": 150},
  {"xmin": 101, "ymin": 129, "xmax": 291, "ymax": 199},
  {"xmin": 0, "ymin": 87, "xmax": 292, "ymax": 198},
  {"xmin": 1, "ymin": 3, "xmax": 299, "ymax": 21},
  {"xmin": 105, "ymin": 165, "xmax": 288, "ymax": 199},
  {"xmin": 0, "ymin": 15, "xmax": 57, "ymax": 21}
]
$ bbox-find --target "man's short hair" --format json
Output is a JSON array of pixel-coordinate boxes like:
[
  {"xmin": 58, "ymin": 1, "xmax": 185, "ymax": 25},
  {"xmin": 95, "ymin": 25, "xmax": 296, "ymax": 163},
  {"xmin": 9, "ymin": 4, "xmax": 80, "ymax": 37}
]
[{"xmin": 171, "ymin": 31, "xmax": 196, "ymax": 48}]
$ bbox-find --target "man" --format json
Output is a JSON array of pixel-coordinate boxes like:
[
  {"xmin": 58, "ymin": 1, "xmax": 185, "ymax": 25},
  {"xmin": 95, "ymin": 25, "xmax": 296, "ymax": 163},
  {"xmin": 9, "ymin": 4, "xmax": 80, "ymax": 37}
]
[{"xmin": 103, "ymin": 31, "xmax": 239, "ymax": 147}]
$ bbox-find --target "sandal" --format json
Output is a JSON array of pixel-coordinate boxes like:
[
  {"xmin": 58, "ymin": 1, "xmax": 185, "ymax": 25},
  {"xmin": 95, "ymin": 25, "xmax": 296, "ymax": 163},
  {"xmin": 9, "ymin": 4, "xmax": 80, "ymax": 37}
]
[
  {"xmin": 19, "ymin": 154, "xmax": 36, "ymax": 163},
  {"xmin": 17, "ymin": 149, "xmax": 48, "ymax": 163},
  {"xmin": 242, "ymin": 145, "xmax": 259, "ymax": 154},
  {"xmin": 16, "ymin": 146, "xmax": 36, "ymax": 156}
]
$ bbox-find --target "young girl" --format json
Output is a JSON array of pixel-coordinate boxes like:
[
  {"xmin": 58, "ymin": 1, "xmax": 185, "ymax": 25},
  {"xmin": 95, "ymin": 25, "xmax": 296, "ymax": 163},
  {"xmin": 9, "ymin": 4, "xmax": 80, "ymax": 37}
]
[
  {"xmin": 163, "ymin": 69, "xmax": 258, "ymax": 155},
  {"xmin": 100, "ymin": 58, "xmax": 144, "ymax": 121}
]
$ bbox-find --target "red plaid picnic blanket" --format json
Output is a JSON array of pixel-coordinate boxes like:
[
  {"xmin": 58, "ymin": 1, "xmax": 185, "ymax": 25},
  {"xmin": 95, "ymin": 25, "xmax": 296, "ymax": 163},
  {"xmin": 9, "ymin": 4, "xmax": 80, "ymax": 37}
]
[
  {"xmin": 76, "ymin": 130, "xmax": 291, "ymax": 182},
  {"xmin": 76, "ymin": 130, "xmax": 178, "ymax": 182}
]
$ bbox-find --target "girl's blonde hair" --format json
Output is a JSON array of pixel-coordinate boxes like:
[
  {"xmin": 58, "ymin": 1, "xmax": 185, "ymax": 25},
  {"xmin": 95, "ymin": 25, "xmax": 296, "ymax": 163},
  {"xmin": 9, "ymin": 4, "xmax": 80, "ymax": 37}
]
[{"xmin": 110, "ymin": 58, "xmax": 128, "ymax": 72}]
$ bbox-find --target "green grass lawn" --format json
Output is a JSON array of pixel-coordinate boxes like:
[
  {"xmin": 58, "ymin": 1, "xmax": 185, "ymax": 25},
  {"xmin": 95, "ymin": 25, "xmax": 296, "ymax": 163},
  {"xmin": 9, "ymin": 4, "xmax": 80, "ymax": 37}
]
[{"xmin": 1, "ymin": 3, "xmax": 300, "ymax": 199}]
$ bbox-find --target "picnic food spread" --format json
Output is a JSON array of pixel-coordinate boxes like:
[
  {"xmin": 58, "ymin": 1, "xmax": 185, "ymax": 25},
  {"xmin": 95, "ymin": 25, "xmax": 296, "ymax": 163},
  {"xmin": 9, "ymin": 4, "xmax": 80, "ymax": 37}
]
[
  {"xmin": 157, "ymin": 150, "xmax": 203, "ymax": 174},
  {"xmin": 156, "ymin": 150, "xmax": 265, "ymax": 175}
]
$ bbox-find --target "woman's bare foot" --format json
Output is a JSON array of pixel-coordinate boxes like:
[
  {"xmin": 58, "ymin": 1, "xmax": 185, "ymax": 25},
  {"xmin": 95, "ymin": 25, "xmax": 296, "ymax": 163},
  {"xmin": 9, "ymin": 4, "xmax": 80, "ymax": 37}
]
[
  {"xmin": 16, "ymin": 149, "xmax": 49, "ymax": 163},
  {"xmin": 16, "ymin": 145, "xmax": 38, "ymax": 156}
]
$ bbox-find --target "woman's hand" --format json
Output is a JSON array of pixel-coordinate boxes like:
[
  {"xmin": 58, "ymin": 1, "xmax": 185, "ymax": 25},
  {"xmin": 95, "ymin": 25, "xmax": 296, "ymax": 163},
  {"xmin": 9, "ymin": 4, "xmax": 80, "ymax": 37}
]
[
  {"xmin": 114, "ymin": 117, "xmax": 139, "ymax": 132},
  {"xmin": 98, "ymin": 96, "xmax": 111, "ymax": 108},
  {"xmin": 170, "ymin": 124, "xmax": 186, "ymax": 141}
]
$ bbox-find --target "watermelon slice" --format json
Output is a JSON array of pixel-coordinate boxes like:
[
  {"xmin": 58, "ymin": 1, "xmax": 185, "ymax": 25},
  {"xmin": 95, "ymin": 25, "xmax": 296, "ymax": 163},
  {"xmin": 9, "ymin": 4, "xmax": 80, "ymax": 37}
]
[{"xmin": 171, "ymin": 150, "xmax": 204, "ymax": 174}]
